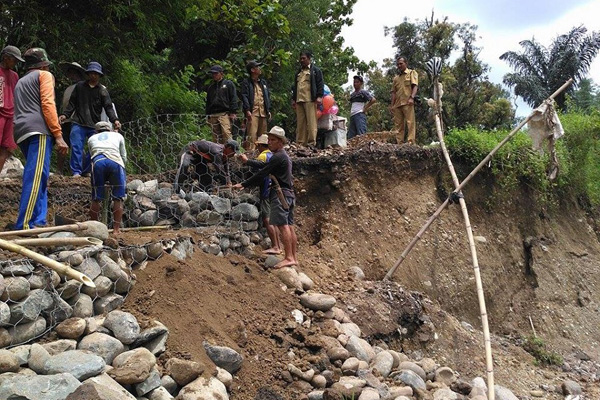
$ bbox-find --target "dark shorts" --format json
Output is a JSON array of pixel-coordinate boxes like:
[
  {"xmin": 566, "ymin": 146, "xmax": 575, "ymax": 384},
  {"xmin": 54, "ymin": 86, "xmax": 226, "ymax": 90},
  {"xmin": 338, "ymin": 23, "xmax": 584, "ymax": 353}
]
[
  {"xmin": 91, "ymin": 155, "xmax": 126, "ymax": 200},
  {"xmin": 260, "ymin": 198, "xmax": 271, "ymax": 220},
  {"xmin": 270, "ymin": 195, "xmax": 295, "ymax": 226}
]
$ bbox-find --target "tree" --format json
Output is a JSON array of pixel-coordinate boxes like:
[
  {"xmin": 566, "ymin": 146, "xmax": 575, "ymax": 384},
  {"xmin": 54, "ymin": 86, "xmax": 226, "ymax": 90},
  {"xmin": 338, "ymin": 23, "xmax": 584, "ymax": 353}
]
[
  {"xmin": 500, "ymin": 26, "xmax": 600, "ymax": 110},
  {"xmin": 568, "ymin": 78, "xmax": 600, "ymax": 113}
]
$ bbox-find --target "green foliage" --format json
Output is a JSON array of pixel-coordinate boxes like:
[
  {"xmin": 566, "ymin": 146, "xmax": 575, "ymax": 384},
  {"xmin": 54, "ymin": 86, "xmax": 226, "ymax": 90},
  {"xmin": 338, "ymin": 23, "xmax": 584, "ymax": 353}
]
[
  {"xmin": 445, "ymin": 127, "xmax": 553, "ymax": 200},
  {"xmin": 560, "ymin": 111, "xmax": 600, "ymax": 205},
  {"xmin": 522, "ymin": 335, "xmax": 563, "ymax": 366},
  {"xmin": 501, "ymin": 26, "xmax": 600, "ymax": 110},
  {"xmin": 566, "ymin": 78, "xmax": 600, "ymax": 113}
]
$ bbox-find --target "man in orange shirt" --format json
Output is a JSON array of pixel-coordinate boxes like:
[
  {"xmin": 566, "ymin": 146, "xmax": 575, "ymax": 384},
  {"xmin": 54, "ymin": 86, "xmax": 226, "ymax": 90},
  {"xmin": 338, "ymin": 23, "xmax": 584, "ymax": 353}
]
[{"xmin": 13, "ymin": 48, "xmax": 68, "ymax": 229}]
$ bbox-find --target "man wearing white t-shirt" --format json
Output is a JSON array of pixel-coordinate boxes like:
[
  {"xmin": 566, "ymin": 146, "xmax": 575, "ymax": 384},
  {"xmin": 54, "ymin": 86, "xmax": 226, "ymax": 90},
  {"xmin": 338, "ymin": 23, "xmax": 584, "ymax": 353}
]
[{"xmin": 348, "ymin": 75, "xmax": 376, "ymax": 139}]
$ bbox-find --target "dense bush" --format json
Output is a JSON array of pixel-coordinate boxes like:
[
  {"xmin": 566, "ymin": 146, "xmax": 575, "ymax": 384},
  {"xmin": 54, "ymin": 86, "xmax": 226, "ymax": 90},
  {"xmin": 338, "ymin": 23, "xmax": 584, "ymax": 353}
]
[{"xmin": 445, "ymin": 111, "xmax": 600, "ymax": 207}]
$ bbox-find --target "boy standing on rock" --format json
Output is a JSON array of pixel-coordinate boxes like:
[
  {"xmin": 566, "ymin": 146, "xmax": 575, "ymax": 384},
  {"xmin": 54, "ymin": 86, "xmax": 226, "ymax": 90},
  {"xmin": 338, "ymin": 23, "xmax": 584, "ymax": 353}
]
[{"xmin": 233, "ymin": 126, "xmax": 297, "ymax": 269}]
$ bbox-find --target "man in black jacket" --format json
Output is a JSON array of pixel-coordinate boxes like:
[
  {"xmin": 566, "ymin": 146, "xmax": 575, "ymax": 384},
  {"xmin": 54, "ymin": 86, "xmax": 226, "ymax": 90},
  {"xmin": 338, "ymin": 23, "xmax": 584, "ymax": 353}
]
[
  {"xmin": 291, "ymin": 51, "xmax": 324, "ymax": 147},
  {"xmin": 241, "ymin": 60, "xmax": 271, "ymax": 152},
  {"xmin": 205, "ymin": 65, "xmax": 238, "ymax": 144}
]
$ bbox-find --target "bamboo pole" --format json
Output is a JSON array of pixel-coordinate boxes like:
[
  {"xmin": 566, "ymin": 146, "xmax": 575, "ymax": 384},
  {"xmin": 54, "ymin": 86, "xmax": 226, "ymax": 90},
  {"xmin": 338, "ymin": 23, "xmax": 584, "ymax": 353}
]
[
  {"xmin": 11, "ymin": 237, "xmax": 103, "ymax": 247},
  {"xmin": 384, "ymin": 78, "xmax": 573, "ymax": 281},
  {"xmin": 0, "ymin": 238, "xmax": 95, "ymax": 287},
  {"xmin": 429, "ymin": 77, "xmax": 495, "ymax": 400},
  {"xmin": 0, "ymin": 222, "xmax": 87, "ymax": 238},
  {"xmin": 107, "ymin": 225, "xmax": 170, "ymax": 233}
]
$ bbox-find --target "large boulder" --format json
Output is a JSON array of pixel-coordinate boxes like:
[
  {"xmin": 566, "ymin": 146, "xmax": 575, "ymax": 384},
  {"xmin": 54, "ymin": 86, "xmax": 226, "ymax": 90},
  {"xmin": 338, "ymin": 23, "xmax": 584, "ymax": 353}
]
[{"xmin": 0, "ymin": 373, "xmax": 80, "ymax": 400}]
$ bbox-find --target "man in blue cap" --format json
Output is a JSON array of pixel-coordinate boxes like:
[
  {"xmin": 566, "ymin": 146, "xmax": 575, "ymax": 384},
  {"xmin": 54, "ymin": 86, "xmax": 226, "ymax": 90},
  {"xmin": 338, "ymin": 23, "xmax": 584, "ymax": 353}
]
[{"xmin": 59, "ymin": 61, "xmax": 120, "ymax": 177}]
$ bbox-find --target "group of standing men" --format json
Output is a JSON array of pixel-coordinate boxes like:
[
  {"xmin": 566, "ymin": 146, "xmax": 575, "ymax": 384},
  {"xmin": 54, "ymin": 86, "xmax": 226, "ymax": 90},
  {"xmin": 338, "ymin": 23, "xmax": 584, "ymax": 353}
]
[{"xmin": 0, "ymin": 46, "xmax": 126, "ymax": 233}]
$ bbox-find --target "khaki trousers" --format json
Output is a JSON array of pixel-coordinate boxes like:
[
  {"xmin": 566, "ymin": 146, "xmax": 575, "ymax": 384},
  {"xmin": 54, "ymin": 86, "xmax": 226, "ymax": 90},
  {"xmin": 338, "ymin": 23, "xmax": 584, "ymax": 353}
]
[
  {"xmin": 245, "ymin": 115, "xmax": 268, "ymax": 151},
  {"xmin": 295, "ymin": 101, "xmax": 317, "ymax": 146},
  {"xmin": 208, "ymin": 114, "xmax": 232, "ymax": 144},
  {"xmin": 392, "ymin": 104, "xmax": 416, "ymax": 144}
]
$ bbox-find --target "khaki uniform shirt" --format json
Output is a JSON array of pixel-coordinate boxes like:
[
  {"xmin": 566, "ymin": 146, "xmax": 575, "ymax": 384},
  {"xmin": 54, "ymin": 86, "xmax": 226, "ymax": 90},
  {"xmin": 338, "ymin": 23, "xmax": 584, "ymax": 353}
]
[
  {"xmin": 392, "ymin": 68, "xmax": 418, "ymax": 107},
  {"xmin": 296, "ymin": 68, "xmax": 312, "ymax": 103},
  {"xmin": 252, "ymin": 81, "xmax": 266, "ymax": 117}
]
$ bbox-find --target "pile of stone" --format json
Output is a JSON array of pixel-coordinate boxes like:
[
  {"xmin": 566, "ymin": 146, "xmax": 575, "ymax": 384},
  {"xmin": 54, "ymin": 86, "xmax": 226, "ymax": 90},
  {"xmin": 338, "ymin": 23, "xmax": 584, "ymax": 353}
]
[
  {"xmin": 267, "ymin": 265, "xmax": 527, "ymax": 400},
  {"xmin": 126, "ymin": 179, "xmax": 263, "ymax": 232},
  {"xmin": 0, "ymin": 237, "xmax": 149, "ymax": 348},
  {"xmin": 0, "ymin": 309, "xmax": 242, "ymax": 400}
]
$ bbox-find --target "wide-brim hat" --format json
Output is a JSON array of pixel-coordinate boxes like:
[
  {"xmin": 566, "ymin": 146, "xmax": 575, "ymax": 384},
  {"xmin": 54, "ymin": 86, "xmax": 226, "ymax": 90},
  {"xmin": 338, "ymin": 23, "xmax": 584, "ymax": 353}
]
[
  {"xmin": 85, "ymin": 61, "xmax": 104, "ymax": 76},
  {"xmin": 1, "ymin": 45, "xmax": 24, "ymax": 62},
  {"xmin": 95, "ymin": 121, "xmax": 112, "ymax": 132},
  {"xmin": 267, "ymin": 126, "xmax": 286, "ymax": 142},
  {"xmin": 24, "ymin": 48, "xmax": 52, "ymax": 70},
  {"xmin": 59, "ymin": 62, "xmax": 86, "ymax": 80},
  {"xmin": 255, "ymin": 134, "xmax": 269, "ymax": 145}
]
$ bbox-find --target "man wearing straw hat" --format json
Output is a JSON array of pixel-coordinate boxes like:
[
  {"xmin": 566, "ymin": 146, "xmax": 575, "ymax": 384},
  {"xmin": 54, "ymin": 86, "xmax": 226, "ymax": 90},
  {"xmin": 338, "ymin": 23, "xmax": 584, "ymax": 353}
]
[
  {"xmin": 56, "ymin": 61, "xmax": 86, "ymax": 175},
  {"xmin": 59, "ymin": 61, "xmax": 121, "ymax": 177},
  {"xmin": 0, "ymin": 45, "xmax": 24, "ymax": 176},
  {"xmin": 238, "ymin": 134, "xmax": 281, "ymax": 255},
  {"xmin": 234, "ymin": 126, "xmax": 297, "ymax": 269},
  {"xmin": 88, "ymin": 121, "xmax": 127, "ymax": 235},
  {"xmin": 13, "ymin": 48, "xmax": 68, "ymax": 230}
]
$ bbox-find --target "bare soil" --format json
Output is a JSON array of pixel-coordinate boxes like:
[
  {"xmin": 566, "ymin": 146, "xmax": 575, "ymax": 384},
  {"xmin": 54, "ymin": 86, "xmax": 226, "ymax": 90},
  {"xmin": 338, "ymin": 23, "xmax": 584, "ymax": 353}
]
[{"xmin": 1, "ymin": 133, "xmax": 599, "ymax": 399}]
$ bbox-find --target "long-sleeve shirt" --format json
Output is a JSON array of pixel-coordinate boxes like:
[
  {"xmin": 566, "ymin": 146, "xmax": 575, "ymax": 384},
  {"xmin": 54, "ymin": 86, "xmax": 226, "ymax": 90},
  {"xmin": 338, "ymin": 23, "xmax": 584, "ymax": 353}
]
[
  {"xmin": 186, "ymin": 139, "xmax": 230, "ymax": 181},
  {"xmin": 13, "ymin": 70, "xmax": 62, "ymax": 144},
  {"xmin": 242, "ymin": 148, "xmax": 294, "ymax": 199},
  {"xmin": 205, "ymin": 79, "xmax": 238, "ymax": 115},
  {"xmin": 88, "ymin": 131, "xmax": 127, "ymax": 168},
  {"xmin": 0, "ymin": 66, "xmax": 19, "ymax": 118},
  {"xmin": 62, "ymin": 81, "xmax": 118, "ymax": 128}
]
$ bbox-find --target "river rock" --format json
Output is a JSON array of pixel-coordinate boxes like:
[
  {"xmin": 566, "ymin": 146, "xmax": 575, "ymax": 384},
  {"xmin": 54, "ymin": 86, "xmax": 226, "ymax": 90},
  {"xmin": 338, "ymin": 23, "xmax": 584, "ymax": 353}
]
[
  {"xmin": 433, "ymin": 388, "xmax": 458, "ymax": 400},
  {"xmin": 358, "ymin": 387, "xmax": 380, "ymax": 400},
  {"xmin": 231, "ymin": 203, "xmax": 259, "ymax": 221},
  {"xmin": 71, "ymin": 293, "xmax": 94, "ymax": 318},
  {"xmin": 109, "ymin": 347, "xmax": 156, "ymax": 385},
  {"xmin": 0, "ymin": 373, "xmax": 81, "ymax": 400},
  {"xmin": 0, "ymin": 349, "xmax": 20, "ymax": 373},
  {"xmin": 398, "ymin": 361, "xmax": 426, "ymax": 381},
  {"xmin": 8, "ymin": 316, "xmax": 46, "ymax": 344},
  {"xmin": 176, "ymin": 376, "xmax": 229, "ymax": 400},
  {"xmin": 58, "ymin": 279, "xmax": 83, "ymax": 300},
  {"xmin": 393, "ymin": 370, "xmax": 426, "ymax": 391},
  {"xmin": 346, "ymin": 335, "xmax": 375, "ymax": 362},
  {"xmin": 75, "ymin": 257, "xmax": 102, "ymax": 280},
  {"xmin": 0, "ymin": 301, "xmax": 9, "ymax": 326},
  {"xmin": 140, "ymin": 210, "xmax": 159, "ymax": 226},
  {"xmin": 135, "ymin": 367, "xmax": 162, "ymax": 396},
  {"xmin": 300, "ymin": 293, "xmax": 337, "ymax": 311},
  {"xmin": 0, "ymin": 276, "xmax": 30, "ymax": 301},
  {"xmin": 0, "ymin": 260, "xmax": 34, "ymax": 276},
  {"xmin": 94, "ymin": 293, "xmax": 124, "ymax": 314},
  {"xmin": 82, "ymin": 275, "xmax": 113, "ymax": 298},
  {"xmin": 149, "ymin": 386, "xmax": 175, "ymax": 400},
  {"xmin": 45, "ymin": 350, "xmax": 106, "ymax": 380},
  {"xmin": 43, "ymin": 339, "xmax": 77, "ymax": 355},
  {"xmin": 147, "ymin": 242, "xmax": 164, "ymax": 259},
  {"xmin": 339, "ymin": 322, "xmax": 361, "ymax": 337},
  {"xmin": 210, "ymin": 195, "xmax": 231, "ymax": 214},
  {"xmin": 494, "ymin": 385, "xmax": 519, "ymax": 400},
  {"xmin": 8, "ymin": 344, "xmax": 30, "ymax": 365},
  {"xmin": 371, "ymin": 350, "xmax": 394, "ymax": 377},
  {"xmin": 78, "ymin": 332, "xmax": 126, "ymax": 364},
  {"xmin": 298, "ymin": 272, "xmax": 314, "ymax": 291},
  {"xmin": 273, "ymin": 267, "xmax": 304, "ymax": 291},
  {"xmin": 104, "ymin": 310, "xmax": 140, "ymax": 344},
  {"xmin": 434, "ymin": 366, "xmax": 456, "ymax": 385},
  {"xmin": 166, "ymin": 357, "xmax": 205, "ymax": 386},
  {"xmin": 216, "ymin": 366, "xmax": 233, "ymax": 390},
  {"xmin": 28, "ymin": 343, "xmax": 50, "ymax": 373},
  {"xmin": 203, "ymin": 341, "xmax": 243, "ymax": 373},
  {"xmin": 562, "ymin": 380, "xmax": 582, "ymax": 395}
]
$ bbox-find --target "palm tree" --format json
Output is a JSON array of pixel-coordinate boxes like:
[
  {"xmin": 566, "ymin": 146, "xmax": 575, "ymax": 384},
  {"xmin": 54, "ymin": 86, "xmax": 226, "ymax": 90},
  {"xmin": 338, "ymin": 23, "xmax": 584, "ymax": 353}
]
[{"xmin": 500, "ymin": 26, "xmax": 600, "ymax": 109}]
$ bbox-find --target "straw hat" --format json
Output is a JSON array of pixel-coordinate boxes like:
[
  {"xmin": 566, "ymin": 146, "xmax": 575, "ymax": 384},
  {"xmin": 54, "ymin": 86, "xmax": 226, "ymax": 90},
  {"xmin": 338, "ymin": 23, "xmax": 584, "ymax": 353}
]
[
  {"xmin": 255, "ymin": 134, "xmax": 269, "ymax": 145},
  {"xmin": 267, "ymin": 126, "xmax": 286, "ymax": 142}
]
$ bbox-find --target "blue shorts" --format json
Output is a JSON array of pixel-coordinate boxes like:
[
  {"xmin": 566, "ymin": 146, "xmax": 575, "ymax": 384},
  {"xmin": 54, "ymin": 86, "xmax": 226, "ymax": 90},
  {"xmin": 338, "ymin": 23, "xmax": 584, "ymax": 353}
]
[{"xmin": 91, "ymin": 155, "xmax": 126, "ymax": 200}]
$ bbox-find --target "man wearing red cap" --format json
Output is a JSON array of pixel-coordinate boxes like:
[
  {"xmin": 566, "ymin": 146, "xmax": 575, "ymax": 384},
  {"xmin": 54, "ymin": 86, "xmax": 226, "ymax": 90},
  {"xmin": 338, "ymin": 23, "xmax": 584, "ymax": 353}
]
[{"xmin": 0, "ymin": 45, "xmax": 24, "ymax": 175}]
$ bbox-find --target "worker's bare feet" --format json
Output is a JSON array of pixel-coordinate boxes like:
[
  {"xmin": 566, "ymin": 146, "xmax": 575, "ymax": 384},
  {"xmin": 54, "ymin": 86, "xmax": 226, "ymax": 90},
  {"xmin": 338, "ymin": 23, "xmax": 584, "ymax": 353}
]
[
  {"xmin": 272, "ymin": 259, "xmax": 297, "ymax": 269},
  {"xmin": 262, "ymin": 247, "xmax": 282, "ymax": 255}
]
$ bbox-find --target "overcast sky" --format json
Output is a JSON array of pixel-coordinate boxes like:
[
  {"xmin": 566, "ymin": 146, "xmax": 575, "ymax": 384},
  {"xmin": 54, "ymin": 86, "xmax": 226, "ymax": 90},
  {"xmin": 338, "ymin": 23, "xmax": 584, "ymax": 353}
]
[{"xmin": 341, "ymin": 0, "xmax": 600, "ymax": 115}]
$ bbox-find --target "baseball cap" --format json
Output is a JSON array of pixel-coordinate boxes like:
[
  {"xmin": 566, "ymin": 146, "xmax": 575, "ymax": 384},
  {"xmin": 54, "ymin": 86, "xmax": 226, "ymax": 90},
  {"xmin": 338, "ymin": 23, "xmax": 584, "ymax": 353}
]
[
  {"xmin": 353, "ymin": 75, "xmax": 364, "ymax": 82},
  {"xmin": 246, "ymin": 60, "xmax": 264, "ymax": 73},
  {"xmin": 208, "ymin": 65, "xmax": 224, "ymax": 74},
  {"xmin": 24, "ymin": 48, "xmax": 52, "ymax": 70},
  {"xmin": 85, "ymin": 61, "xmax": 104, "ymax": 76},
  {"xmin": 95, "ymin": 121, "xmax": 112, "ymax": 132},
  {"xmin": 1, "ymin": 45, "xmax": 24, "ymax": 62},
  {"xmin": 225, "ymin": 139, "xmax": 240, "ymax": 153},
  {"xmin": 267, "ymin": 126, "xmax": 286, "ymax": 142},
  {"xmin": 255, "ymin": 134, "xmax": 269, "ymax": 145}
]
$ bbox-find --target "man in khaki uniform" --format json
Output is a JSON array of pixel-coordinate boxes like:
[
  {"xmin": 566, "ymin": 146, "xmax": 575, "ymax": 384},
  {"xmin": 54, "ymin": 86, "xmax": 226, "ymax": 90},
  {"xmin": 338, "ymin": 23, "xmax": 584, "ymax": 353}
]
[
  {"xmin": 241, "ymin": 60, "xmax": 271, "ymax": 151},
  {"xmin": 292, "ymin": 51, "xmax": 324, "ymax": 147},
  {"xmin": 390, "ymin": 56, "xmax": 418, "ymax": 144}
]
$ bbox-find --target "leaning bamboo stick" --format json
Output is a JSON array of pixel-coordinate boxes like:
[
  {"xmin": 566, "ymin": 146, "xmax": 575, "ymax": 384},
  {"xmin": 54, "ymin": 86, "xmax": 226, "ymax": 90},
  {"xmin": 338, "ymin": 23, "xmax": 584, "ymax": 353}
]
[
  {"xmin": 0, "ymin": 222, "xmax": 87, "ymax": 238},
  {"xmin": 384, "ymin": 78, "xmax": 573, "ymax": 281},
  {"xmin": 11, "ymin": 237, "xmax": 103, "ymax": 247},
  {"xmin": 429, "ymin": 77, "xmax": 494, "ymax": 399},
  {"xmin": 108, "ymin": 225, "xmax": 170, "ymax": 233},
  {"xmin": 0, "ymin": 238, "xmax": 95, "ymax": 287}
]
